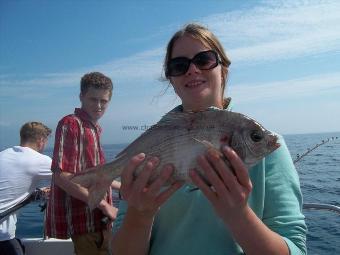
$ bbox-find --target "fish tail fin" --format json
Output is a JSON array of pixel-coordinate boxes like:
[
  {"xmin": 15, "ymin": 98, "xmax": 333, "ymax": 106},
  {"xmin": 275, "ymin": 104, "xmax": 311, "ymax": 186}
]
[
  {"xmin": 71, "ymin": 158, "xmax": 124, "ymax": 210},
  {"xmin": 87, "ymin": 175, "xmax": 114, "ymax": 210}
]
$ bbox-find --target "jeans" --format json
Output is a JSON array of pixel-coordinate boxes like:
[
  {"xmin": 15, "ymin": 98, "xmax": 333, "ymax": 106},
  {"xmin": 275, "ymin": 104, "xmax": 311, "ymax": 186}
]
[{"xmin": 0, "ymin": 239, "xmax": 25, "ymax": 255}]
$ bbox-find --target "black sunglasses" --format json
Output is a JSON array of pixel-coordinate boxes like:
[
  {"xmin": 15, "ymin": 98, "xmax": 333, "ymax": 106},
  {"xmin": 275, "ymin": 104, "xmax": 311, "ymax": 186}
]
[{"xmin": 166, "ymin": 50, "xmax": 221, "ymax": 77}]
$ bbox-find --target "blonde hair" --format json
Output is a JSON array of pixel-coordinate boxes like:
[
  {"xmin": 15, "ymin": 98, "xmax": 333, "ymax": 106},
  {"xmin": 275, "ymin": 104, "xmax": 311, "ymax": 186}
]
[
  {"xmin": 164, "ymin": 23, "xmax": 231, "ymax": 104},
  {"xmin": 20, "ymin": 122, "xmax": 52, "ymax": 144}
]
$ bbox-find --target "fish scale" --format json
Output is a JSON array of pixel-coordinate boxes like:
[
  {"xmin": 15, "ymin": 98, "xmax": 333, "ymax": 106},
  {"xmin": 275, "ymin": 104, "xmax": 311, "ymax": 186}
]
[{"xmin": 71, "ymin": 109, "xmax": 280, "ymax": 209}]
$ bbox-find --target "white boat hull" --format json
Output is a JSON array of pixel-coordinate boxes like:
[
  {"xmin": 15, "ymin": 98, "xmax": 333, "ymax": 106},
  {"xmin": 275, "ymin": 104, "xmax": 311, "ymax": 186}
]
[{"xmin": 22, "ymin": 238, "xmax": 74, "ymax": 255}]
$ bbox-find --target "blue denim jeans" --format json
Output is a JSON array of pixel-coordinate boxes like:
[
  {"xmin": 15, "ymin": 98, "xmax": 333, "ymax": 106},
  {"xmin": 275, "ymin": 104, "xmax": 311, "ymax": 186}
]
[{"xmin": 0, "ymin": 238, "xmax": 25, "ymax": 255}]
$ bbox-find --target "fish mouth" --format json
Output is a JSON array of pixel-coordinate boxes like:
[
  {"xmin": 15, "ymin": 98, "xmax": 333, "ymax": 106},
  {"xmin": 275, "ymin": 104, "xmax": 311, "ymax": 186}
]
[
  {"xmin": 269, "ymin": 135, "xmax": 280, "ymax": 149},
  {"xmin": 273, "ymin": 141, "xmax": 281, "ymax": 149}
]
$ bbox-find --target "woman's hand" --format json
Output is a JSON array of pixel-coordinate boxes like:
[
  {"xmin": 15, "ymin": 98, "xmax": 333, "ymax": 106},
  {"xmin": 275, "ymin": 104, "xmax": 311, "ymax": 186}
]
[
  {"xmin": 120, "ymin": 153, "xmax": 183, "ymax": 219},
  {"xmin": 189, "ymin": 145, "xmax": 253, "ymax": 223}
]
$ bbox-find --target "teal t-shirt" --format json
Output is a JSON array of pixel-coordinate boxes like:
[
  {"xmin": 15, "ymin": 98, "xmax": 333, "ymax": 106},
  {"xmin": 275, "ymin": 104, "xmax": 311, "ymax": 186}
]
[{"xmin": 113, "ymin": 103, "xmax": 307, "ymax": 254}]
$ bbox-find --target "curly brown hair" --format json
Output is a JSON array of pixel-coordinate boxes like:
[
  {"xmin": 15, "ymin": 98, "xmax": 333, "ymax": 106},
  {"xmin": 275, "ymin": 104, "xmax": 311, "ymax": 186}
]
[
  {"xmin": 80, "ymin": 72, "xmax": 113, "ymax": 99},
  {"xmin": 20, "ymin": 121, "xmax": 52, "ymax": 144}
]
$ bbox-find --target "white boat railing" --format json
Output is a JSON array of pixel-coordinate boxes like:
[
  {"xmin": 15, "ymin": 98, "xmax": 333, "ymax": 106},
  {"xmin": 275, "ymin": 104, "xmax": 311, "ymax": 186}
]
[
  {"xmin": 295, "ymin": 137, "xmax": 340, "ymax": 215},
  {"xmin": 303, "ymin": 203, "xmax": 340, "ymax": 214}
]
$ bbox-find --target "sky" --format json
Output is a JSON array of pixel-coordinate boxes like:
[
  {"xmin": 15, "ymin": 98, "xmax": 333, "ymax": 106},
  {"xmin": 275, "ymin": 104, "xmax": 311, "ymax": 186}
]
[{"xmin": 1, "ymin": 0, "xmax": 340, "ymax": 149}]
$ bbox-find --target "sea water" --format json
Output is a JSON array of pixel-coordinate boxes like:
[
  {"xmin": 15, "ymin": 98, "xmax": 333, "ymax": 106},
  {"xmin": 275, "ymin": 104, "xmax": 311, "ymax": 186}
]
[{"xmin": 15, "ymin": 132, "xmax": 340, "ymax": 254}]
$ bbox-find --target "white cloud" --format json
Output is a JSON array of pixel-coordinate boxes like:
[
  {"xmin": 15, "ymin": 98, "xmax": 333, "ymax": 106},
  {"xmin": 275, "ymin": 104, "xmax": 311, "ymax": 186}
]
[
  {"xmin": 1, "ymin": 0, "xmax": 340, "ymax": 100},
  {"xmin": 0, "ymin": 72, "xmax": 80, "ymax": 89},
  {"xmin": 0, "ymin": 48, "xmax": 165, "ymax": 97},
  {"xmin": 229, "ymin": 72, "xmax": 340, "ymax": 103},
  {"xmin": 0, "ymin": 121, "xmax": 11, "ymax": 127},
  {"xmin": 204, "ymin": 0, "xmax": 340, "ymax": 63},
  {"xmin": 92, "ymin": 48, "xmax": 164, "ymax": 83}
]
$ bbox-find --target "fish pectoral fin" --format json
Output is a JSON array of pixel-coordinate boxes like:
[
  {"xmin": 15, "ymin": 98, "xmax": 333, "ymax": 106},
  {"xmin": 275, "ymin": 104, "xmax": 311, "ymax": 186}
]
[
  {"xmin": 192, "ymin": 138, "xmax": 215, "ymax": 149},
  {"xmin": 192, "ymin": 138, "xmax": 224, "ymax": 158}
]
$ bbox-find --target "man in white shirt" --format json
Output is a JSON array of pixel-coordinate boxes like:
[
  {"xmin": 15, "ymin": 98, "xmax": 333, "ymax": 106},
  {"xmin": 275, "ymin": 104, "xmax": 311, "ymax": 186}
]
[{"xmin": 0, "ymin": 122, "xmax": 52, "ymax": 255}]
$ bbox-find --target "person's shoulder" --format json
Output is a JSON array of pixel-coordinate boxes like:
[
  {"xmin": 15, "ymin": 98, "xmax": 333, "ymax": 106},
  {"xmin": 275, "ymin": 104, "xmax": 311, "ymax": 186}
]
[
  {"xmin": 17, "ymin": 146, "xmax": 51, "ymax": 162},
  {"xmin": 26, "ymin": 150, "xmax": 52, "ymax": 171},
  {"xmin": 0, "ymin": 147, "xmax": 13, "ymax": 154},
  {"xmin": 33, "ymin": 150, "xmax": 52, "ymax": 161},
  {"xmin": 59, "ymin": 113, "xmax": 78, "ymax": 123},
  {"xmin": 0, "ymin": 147, "xmax": 14, "ymax": 158},
  {"xmin": 35, "ymin": 150, "xmax": 52, "ymax": 160},
  {"xmin": 40, "ymin": 154, "xmax": 52, "ymax": 165},
  {"xmin": 57, "ymin": 113, "xmax": 81, "ymax": 129}
]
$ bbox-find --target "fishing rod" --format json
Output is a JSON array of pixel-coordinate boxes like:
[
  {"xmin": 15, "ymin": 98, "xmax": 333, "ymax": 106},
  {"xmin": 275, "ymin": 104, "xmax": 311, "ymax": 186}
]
[
  {"xmin": 293, "ymin": 136, "xmax": 339, "ymax": 164},
  {"xmin": 2, "ymin": 136, "xmax": 339, "ymax": 219},
  {"xmin": 0, "ymin": 188, "xmax": 48, "ymax": 221},
  {"xmin": 293, "ymin": 135, "xmax": 340, "ymax": 215}
]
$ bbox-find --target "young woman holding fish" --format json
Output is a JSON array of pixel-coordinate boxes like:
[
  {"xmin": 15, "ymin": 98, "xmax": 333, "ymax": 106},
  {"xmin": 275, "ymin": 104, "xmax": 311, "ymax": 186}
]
[{"xmin": 112, "ymin": 23, "xmax": 307, "ymax": 255}]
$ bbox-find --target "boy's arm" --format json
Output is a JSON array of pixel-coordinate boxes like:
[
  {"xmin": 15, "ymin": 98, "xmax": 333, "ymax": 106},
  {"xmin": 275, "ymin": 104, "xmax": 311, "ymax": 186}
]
[{"xmin": 54, "ymin": 169, "xmax": 117, "ymax": 220}]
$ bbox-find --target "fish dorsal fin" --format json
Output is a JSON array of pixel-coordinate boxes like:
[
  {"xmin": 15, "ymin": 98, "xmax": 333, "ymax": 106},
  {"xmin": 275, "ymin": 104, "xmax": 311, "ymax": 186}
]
[
  {"xmin": 114, "ymin": 113, "xmax": 185, "ymax": 158},
  {"xmin": 115, "ymin": 109, "xmax": 236, "ymax": 158},
  {"xmin": 115, "ymin": 112, "xmax": 197, "ymax": 158},
  {"xmin": 157, "ymin": 109, "xmax": 226, "ymax": 128},
  {"xmin": 157, "ymin": 111, "xmax": 194, "ymax": 127}
]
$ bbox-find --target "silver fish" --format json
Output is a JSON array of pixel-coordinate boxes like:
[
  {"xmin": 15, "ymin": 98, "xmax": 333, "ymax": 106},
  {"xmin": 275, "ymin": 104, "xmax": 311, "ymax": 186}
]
[{"xmin": 72, "ymin": 109, "xmax": 280, "ymax": 209}]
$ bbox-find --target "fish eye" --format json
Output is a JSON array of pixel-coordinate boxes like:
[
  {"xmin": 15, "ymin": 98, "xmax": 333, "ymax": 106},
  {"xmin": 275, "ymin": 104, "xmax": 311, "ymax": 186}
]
[{"xmin": 250, "ymin": 130, "xmax": 263, "ymax": 142}]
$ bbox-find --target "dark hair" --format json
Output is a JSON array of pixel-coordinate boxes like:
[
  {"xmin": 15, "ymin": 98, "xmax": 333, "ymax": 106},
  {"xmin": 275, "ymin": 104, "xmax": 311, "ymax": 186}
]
[
  {"xmin": 164, "ymin": 23, "xmax": 231, "ymax": 104},
  {"xmin": 20, "ymin": 122, "xmax": 52, "ymax": 144},
  {"xmin": 80, "ymin": 72, "xmax": 113, "ymax": 99}
]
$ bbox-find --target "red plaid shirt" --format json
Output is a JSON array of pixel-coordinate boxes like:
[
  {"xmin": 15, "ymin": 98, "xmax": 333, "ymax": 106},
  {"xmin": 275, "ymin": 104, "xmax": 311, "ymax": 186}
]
[{"xmin": 45, "ymin": 108, "xmax": 112, "ymax": 239}]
